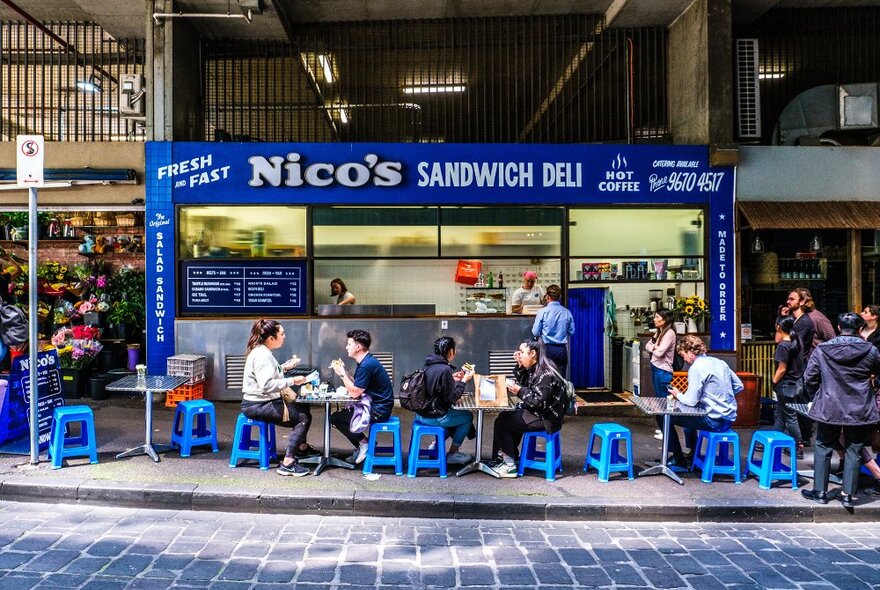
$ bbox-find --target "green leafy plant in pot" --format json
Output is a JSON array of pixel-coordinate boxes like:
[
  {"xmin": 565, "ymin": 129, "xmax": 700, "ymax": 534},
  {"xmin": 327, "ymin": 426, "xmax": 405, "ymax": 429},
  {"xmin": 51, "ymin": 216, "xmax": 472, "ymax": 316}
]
[{"xmin": 107, "ymin": 266, "xmax": 146, "ymax": 340}]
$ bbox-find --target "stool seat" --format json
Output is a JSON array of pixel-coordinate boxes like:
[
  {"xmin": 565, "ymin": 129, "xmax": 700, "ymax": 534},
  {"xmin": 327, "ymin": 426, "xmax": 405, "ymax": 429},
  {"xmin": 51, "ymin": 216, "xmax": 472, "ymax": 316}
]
[
  {"xmin": 364, "ymin": 416, "xmax": 403, "ymax": 476},
  {"xmin": 407, "ymin": 421, "xmax": 447, "ymax": 478},
  {"xmin": 691, "ymin": 429, "xmax": 742, "ymax": 484},
  {"xmin": 170, "ymin": 399, "xmax": 219, "ymax": 458},
  {"xmin": 519, "ymin": 430, "xmax": 563, "ymax": 481},
  {"xmin": 48, "ymin": 405, "xmax": 98, "ymax": 470},
  {"xmin": 229, "ymin": 413, "xmax": 277, "ymax": 470},
  {"xmin": 746, "ymin": 430, "xmax": 798, "ymax": 490},
  {"xmin": 583, "ymin": 423, "xmax": 633, "ymax": 483}
]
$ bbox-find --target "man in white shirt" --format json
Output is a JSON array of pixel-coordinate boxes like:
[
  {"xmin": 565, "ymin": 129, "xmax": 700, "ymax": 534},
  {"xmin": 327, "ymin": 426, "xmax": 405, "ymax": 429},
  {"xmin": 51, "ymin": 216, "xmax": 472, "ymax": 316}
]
[{"xmin": 511, "ymin": 271, "xmax": 546, "ymax": 314}]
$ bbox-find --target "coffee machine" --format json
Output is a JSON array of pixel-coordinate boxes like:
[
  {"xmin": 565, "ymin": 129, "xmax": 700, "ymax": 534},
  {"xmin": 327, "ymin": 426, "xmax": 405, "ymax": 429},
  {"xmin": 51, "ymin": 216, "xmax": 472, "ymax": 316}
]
[
  {"xmin": 648, "ymin": 289, "xmax": 663, "ymax": 313},
  {"xmin": 665, "ymin": 287, "xmax": 677, "ymax": 310}
]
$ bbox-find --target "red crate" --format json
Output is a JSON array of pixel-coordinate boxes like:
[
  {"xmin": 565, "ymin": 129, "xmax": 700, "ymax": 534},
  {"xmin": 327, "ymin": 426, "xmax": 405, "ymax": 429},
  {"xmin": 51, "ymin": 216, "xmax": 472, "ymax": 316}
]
[{"xmin": 165, "ymin": 382, "xmax": 205, "ymax": 408}]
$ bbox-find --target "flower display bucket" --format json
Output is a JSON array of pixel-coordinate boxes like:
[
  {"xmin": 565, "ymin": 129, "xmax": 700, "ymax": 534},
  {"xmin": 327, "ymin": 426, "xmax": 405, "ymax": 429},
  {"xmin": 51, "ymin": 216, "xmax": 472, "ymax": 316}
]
[
  {"xmin": 89, "ymin": 373, "xmax": 114, "ymax": 401},
  {"xmin": 59, "ymin": 367, "xmax": 90, "ymax": 399},
  {"xmin": 686, "ymin": 318, "xmax": 699, "ymax": 333}
]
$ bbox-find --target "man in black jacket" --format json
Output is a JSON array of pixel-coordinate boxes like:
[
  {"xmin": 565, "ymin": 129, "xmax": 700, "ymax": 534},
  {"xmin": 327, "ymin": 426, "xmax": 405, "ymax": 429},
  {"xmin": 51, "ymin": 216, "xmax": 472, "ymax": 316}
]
[
  {"xmin": 802, "ymin": 312, "xmax": 880, "ymax": 508},
  {"xmin": 418, "ymin": 337, "xmax": 476, "ymax": 464}
]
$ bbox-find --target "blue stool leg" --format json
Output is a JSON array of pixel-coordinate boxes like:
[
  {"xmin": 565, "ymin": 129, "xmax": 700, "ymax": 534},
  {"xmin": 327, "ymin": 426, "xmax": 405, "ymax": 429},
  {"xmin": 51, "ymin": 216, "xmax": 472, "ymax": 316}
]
[
  {"xmin": 363, "ymin": 429, "xmax": 379, "ymax": 475},
  {"xmin": 229, "ymin": 416, "xmax": 244, "ymax": 468},
  {"xmin": 597, "ymin": 434, "xmax": 610, "ymax": 482},
  {"xmin": 50, "ymin": 417, "xmax": 64, "ymax": 469},
  {"xmin": 179, "ymin": 410, "xmax": 193, "ymax": 458},
  {"xmin": 407, "ymin": 430, "xmax": 420, "ymax": 477},
  {"xmin": 733, "ymin": 440, "xmax": 742, "ymax": 484},
  {"xmin": 544, "ymin": 435, "xmax": 556, "ymax": 482},
  {"xmin": 258, "ymin": 422, "xmax": 271, "ymax": 470},
  {"xmin": 210, "ymin": 410, "xmax": 219, "ymax": 453},
  {"xmin": 625, "ymin": 434, "xmax": 634, "ymax": 480},
  {"xmin": 85, "ymin": 416, "xmax": 98, "ymax": 465},
  {"xmin": 393, "ymin": 427, "xmax": 403, "ymax": 476},
  {"xmin": 437, "ymin": 432, "xmax": 447, "ymax": 478}
]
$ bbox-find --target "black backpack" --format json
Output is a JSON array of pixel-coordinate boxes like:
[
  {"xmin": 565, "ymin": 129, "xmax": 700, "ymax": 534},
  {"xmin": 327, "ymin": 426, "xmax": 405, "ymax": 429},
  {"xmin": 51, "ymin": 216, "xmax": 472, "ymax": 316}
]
[
  {"xmin": 399, "ymin": 368, "xmax": 443, "ymax": 418},
  {"xmin": 0, "ymin": 302, "xmax": 27, "ymax": 347}
]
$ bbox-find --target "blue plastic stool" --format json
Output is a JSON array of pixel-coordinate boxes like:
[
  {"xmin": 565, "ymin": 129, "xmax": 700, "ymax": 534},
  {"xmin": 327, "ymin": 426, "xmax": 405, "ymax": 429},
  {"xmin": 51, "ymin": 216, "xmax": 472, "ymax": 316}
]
[
  {"xmin": 170, "ymin": 399, "xmax": 219, "ymax": 457},
  {"xmin": 407, "ymin": 421, "xmax": 447, "ymax": 478},
  {"xmin": 229, "ymin": 413, "xmax": 277, "ymax": 470},
  {"xmin": 48, "ymin": 406, "xmax": 98, "ymax": 470},
  {"xmin": 583, "ymin": 423, "xmax": 633, "ymax": 482},
  {"xmin": 519, "ymin": 430, "xmax": 563, "ymax": 481},
  {"xmin": 746, "ymin": 430, "xmax": 798, "ymax": 490},
  {"xmin": 691, "ymin": 429, "xmax": 742, "ymax": 484},
  {"xmin": 364, "ymin": 416, "xmax": 403, "ymax": 475}
]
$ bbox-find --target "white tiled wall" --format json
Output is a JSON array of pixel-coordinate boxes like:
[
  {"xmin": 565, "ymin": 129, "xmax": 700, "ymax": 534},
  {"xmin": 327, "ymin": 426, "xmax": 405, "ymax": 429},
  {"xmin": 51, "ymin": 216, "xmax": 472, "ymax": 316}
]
[{"xmin": 315, "ymin": 259, "xmax": 561, "ymax": 315}]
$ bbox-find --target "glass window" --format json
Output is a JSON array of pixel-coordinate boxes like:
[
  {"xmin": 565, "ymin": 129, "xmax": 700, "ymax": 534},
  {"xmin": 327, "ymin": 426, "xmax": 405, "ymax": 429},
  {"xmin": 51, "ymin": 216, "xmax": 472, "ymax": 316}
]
[
  {"xmin": 313, "ymin": 207, "xmax": 438, "ymax": 257},
  {"xmin": 569, "ymin": 208, "xmax": 705, "ymax": 257},
  {"xmin": 178, "ymin": 206, "xmax": 306, "ymax": 259},
  {"xmin": 440, "ymin": 207, "xmax": 562, "ymax": 257}
]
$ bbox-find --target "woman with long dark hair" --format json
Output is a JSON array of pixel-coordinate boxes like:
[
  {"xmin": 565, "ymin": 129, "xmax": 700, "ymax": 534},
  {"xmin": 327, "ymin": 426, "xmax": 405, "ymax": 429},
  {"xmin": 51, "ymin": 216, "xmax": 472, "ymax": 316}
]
[
  {"xmin": 241, "ymin": 319, "xmax": 316, "ymax": 476},
  {"xmin": 490, "ymin": 337, "xmax": 567, "ymax": 477},
  {"xmin": 646, "ymin": 309, "xmax": 676, "ymax": 440}
]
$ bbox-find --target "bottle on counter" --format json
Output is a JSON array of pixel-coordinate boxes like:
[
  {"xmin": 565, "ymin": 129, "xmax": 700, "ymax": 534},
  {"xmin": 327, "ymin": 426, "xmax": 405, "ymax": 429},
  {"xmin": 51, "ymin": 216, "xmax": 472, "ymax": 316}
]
[
  {"xmin": 477, "ymin": 271, "xmax": 484, "ymax": 288},
  {"xmin": 488, "ymin": 271, "xmax": 495, "ymax": 288},
  {"xmin": 498, "ymin": 271, "xmax": 504, "ymax": 288}
]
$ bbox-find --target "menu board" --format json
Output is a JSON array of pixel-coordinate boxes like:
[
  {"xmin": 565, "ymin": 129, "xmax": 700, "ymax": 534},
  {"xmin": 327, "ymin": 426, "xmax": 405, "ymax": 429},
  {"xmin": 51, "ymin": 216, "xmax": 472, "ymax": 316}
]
[{"xmin": 180, "ymin": 259, "xmax": 307, "ymax": 315}]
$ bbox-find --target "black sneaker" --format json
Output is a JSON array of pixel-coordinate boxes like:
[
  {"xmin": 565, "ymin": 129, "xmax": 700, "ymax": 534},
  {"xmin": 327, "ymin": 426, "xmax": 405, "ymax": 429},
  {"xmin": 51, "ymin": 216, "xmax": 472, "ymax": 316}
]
[
  {"xmin": 295, "ymin": 444, "xmax": 320, "ymax": 459},
  {"xmin": 277, "ymin": 462, "xmax": 310, "ymax": 477},
  {"xmin": 801, "ymin": 488, "xmax": 828, "ymax": 504}
]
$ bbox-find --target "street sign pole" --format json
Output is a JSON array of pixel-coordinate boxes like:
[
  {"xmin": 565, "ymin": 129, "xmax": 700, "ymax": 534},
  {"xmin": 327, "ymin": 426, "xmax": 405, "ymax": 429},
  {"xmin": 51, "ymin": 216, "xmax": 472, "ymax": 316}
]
[
  {"xmin": 17, "ymin": 134, "xmax": 45, "ymax": 465},
  {"xmin": 28, "ymin": 186, "xmax": 38, "ymax": 464}
]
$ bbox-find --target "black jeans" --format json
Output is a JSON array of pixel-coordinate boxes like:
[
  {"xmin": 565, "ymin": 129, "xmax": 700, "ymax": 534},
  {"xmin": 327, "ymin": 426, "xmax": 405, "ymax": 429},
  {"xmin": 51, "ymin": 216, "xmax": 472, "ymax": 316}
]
[
  {"xmin": 772, "ymin": 382, "xmax": 803, "ymax": 443},
  {"xmin": 492, "ymin": 408, "xmax": 545, "ymax": 461},
  {"xmin": 329, "ymin": 407, "xmax": 391, "ymax": 448},
  {"xmin": 814, "ymin": 422, "xmax": 871, "ymax": 496},
  {"xmin": 241, "ymin": 399, "xmax": 312, "ymax": 461},
  {"xmin": 544, "ymin": 342, "xmax": 568, "ymax": 377},
  {"xmin": 655, "ymin": 414, "xmax": 732, "ymax": 462}
]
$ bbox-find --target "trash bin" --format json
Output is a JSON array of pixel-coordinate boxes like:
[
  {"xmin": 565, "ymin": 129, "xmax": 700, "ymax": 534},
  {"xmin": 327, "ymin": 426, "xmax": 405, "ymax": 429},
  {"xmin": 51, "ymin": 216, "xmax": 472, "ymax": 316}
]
[
  {"xmin": 90, "ymin": 373, "xmax": 114, "ymax": 401},
  {"xmin": 610, "ymin": 337, "xmax": 624, "ymax": 393}
]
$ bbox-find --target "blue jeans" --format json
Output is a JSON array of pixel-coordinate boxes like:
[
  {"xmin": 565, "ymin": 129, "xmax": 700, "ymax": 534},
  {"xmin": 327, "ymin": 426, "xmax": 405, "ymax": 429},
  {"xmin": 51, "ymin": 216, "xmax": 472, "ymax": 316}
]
[
  {"xmin": 651, "ymin": 365, "xmax": 672, "ymax": 398},
  {"xmin": 417, "ymin": 409, "xmax": 474, "ymax": 445},
  {"xmin": 655, "ymin": 413, "xmax": 732, "ymax": 461}
]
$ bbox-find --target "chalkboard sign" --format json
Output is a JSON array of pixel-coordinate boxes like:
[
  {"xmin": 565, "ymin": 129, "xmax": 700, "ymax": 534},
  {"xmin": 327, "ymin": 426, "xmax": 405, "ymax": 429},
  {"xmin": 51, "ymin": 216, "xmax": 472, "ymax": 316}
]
[
  {"xmin": 180, "ymin": 259, "xmax": 308, "ymax": 315},
  {"xmin": 1, "ymin": 349, "xmax": 65, "ymax": 450}
]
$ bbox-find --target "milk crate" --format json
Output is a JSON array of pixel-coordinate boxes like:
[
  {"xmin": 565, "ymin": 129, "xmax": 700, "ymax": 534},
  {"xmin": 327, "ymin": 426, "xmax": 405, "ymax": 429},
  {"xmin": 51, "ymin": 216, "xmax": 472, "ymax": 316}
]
[
  {"xmin": 166, "ymin": 354, "xmax": 207, "ymax": 385},
  {"xmin": 165, "ymin": 382, "xmax": 205, "ymax": 408}
]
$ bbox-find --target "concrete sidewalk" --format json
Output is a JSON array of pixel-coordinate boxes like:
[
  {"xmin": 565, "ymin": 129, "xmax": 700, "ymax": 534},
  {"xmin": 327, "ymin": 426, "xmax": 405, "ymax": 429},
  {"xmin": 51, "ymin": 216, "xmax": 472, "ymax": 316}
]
[{"xmin": 0, "ymin": 396, "xmax": 877, "ymax": 522}]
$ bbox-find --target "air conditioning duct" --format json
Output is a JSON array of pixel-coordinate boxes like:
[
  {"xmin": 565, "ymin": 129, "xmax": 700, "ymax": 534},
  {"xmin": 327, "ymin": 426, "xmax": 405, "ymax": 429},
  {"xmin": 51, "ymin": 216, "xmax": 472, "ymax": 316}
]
[{"xmin": 773, "ymin": 82, "xmax": 879, "ymax": 145}]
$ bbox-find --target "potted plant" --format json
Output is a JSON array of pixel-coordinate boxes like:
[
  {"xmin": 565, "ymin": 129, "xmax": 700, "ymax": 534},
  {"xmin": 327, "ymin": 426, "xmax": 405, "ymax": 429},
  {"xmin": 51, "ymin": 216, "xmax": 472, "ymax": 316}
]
[
  {"xmin": 107, "ymin": 267, "xmax": 145, "ymax": 340},
  {"xmin": 673, "ymin": 295, "xmax": 710, "ymax": 333},
  {"xmin": 51, "ymin": 325, "xmax": 103, "ymax": 398},
  {"xmin": 5, "ymin": 212, "xmax": 29, "ymax": 241}
]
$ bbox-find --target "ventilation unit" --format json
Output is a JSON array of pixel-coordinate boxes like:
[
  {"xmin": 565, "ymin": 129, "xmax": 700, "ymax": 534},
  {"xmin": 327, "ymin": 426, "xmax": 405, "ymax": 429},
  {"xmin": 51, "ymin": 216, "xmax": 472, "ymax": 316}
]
[{"xmin": 735, "ymin": 38, "xmax": 761, "ymax": 139}]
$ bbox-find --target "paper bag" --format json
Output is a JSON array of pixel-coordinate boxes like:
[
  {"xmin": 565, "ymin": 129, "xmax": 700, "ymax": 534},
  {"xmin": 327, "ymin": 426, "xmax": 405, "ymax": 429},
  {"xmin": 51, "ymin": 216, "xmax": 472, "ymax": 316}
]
[
  {"xmin": 455, "ymin": 259, "xmax": 482, "ymax": 285},
  {"xmin": 474, "ymin": 374, "xmax": 508, "ymax": 406}
]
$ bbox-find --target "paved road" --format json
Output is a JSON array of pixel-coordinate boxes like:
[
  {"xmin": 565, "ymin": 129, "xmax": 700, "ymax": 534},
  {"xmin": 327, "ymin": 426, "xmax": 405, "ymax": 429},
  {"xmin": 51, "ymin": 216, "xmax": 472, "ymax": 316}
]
[{"xmin": 0, "ymin": 502, "xmax": 878, "ymax": 589}]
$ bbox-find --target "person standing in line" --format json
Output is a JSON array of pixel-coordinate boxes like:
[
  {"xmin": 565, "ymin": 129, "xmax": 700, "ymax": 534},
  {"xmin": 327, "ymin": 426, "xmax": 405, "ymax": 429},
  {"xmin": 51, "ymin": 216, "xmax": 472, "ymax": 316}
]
[
  {"xmin": 786, "ymin": 289, "xmax": 816, "ymax": 447},
  {"xmin": 330, "ymin": 329, "xmax": 394, "ymax": 464},
  {"xmin": 511, "ymin": 271, "xmax": 546, "ymax": 314},
  {"xmin": 531, "ymin": 284, "xmax": 575, "ymax": 376},
  {"xmin": 417, "ymin": 336, "xmax": 476, "ymax": 465},
  {"xmin": 241, "ymin": 319, "xmax": 317, "ymax": 477},
  {"xmin": 858, "ymin": 304, "xmax": 880, "ymax": 496},
  {"xmin": 797, "ymin": 288, "xmax": 836, "ymax": 350},
  {"xmin": 801, "ymin": 312, "xmax": 880, "ymax": 508},
  {"xmin": 859, "ymin": 305, "xmax": 880, "ymax": 350},
  {"xmin": 771, "ymin": 316, "xmax": 805, "ymax": 458},
  {"xmin": 330, "ymin": 278, "xmax": 356, "ymax": 305},
  {"xmin": 665, "ymin": 335, "xmax": 742, "ymax": 469},
  {"xmin": 645, "ymin": 309, "xmax": 676, "ymax": 440}
]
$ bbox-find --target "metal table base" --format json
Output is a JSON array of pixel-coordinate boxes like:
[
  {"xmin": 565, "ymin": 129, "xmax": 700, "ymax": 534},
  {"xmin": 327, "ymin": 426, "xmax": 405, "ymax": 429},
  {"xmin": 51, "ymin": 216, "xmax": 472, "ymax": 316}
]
[
  {"xmin": 456, "ymin": 410, "xmax": 500, "ymax": 478},
  {"xmin": 638, "ymin": 413, "xmax": 684, "ymax": 485},
  {"xmin": 298, "ymin": 399, "xmax": 356, "ymax": 475}
]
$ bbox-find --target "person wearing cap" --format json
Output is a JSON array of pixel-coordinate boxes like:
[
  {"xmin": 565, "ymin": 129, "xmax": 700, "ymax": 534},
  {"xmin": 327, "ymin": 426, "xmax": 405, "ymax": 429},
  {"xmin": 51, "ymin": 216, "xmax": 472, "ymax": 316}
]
[{"xmin": 512, "ymin": 271, "xmax": 546, "ymax": 314}]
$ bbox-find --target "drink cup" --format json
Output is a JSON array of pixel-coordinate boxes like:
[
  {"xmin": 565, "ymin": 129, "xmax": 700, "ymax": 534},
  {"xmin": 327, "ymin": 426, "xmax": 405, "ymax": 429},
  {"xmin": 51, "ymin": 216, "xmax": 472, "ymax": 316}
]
[
  {"xmin": 136, "ymin": 364, "xmax": 146, "ymax": 380},
  {"xmin": 666, "ymin": 394, "xmax": 675, "ymax": 410}
]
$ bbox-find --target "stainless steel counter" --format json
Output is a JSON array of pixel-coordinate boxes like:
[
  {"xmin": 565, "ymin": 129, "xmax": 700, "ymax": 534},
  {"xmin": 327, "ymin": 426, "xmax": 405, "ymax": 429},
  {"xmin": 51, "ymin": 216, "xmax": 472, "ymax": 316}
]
[{"xmin": 317, "ymin": 304, "xmax": 436, "ymax": 316}]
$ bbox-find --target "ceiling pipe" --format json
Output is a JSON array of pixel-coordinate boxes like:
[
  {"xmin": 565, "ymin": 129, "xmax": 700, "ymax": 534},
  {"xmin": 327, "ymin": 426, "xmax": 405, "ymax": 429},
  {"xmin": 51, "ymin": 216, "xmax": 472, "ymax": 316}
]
[
  {"xmin": 153, "ymin": 9, "xmax": 252, "ymax": 25},
  {"xmin": 0, "ymin": 0, "xmax": 118, "ymax": 85}
]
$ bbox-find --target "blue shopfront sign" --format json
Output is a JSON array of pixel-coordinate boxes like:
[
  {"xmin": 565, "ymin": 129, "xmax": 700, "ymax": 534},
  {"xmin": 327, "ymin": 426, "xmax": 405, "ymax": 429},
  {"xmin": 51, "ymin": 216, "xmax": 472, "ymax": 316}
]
[{"xmin": 145, "ymin": 142, "xmax": 736, "ymax": 371}]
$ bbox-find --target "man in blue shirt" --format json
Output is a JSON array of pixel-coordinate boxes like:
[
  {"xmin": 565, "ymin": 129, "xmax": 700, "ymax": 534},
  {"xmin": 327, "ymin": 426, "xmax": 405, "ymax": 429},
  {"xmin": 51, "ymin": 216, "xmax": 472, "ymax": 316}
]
[
  {"xmin": 330, "ymin": 329, "xmax": 394, "ymax": 464},
  {"xmin": 531, "ymin": 284, "xmax": 575, "ymax": 376},
  {"xmin": 665, "ymin": 335, "xmax": 743, "ymax": 469}
]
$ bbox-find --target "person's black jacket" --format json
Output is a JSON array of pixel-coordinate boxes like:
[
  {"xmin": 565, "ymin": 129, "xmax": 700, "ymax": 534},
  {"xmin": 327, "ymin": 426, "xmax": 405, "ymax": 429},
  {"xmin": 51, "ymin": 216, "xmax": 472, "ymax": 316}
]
[
  {"xmin": 421, "ymin": 353, "xmax": 466, "ymax": 417},
  {"xmin": 805, "ymin": 335, "xmax": 880, "ymax": 426},
  {"xmin": 513, "ymin": 365, "xmax": 566, "ymax": 433}
]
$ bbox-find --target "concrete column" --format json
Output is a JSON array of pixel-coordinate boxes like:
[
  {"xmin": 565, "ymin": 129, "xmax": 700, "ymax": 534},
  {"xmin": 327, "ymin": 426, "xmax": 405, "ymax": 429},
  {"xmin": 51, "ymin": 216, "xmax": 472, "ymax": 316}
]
[
  {"xmin": 667, "ymin": 0, "xmax": 733, "ymax": 144},
  {"xmin": 147, "ymin": 0, "xmax": 202, "ymax": 141}
]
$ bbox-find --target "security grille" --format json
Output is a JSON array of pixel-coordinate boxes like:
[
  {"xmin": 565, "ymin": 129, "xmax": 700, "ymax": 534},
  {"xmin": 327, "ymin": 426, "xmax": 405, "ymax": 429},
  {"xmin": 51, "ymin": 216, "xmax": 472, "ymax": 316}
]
[
  {"xmin": 225, "ymin": 354, "xmax": 247, "ymax": 390},
  {"xmin": 488, "ymin": 351, "xmax": 518, "ymax": 377},
  {"xmin": 735, "ymin": 38, "xmax": 761, "ymax": 139},
  {"xmin": 372, "ymin": 352, "xmax": 394, "ymax": 384}
]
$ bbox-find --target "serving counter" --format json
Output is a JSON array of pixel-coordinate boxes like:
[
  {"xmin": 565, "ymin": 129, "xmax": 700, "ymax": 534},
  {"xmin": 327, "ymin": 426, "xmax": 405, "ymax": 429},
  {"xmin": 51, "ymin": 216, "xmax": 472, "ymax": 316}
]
[{"xmin": 177, "ymin": 316, "xmax": 533, "ymax": 400}]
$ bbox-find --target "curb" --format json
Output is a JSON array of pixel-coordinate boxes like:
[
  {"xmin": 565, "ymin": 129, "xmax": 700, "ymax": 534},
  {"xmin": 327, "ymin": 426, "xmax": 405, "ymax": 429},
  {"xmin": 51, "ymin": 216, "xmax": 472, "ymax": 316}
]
[{"xmin": 2, "ymin": 476, "xmax": 879, "ymax": 522}]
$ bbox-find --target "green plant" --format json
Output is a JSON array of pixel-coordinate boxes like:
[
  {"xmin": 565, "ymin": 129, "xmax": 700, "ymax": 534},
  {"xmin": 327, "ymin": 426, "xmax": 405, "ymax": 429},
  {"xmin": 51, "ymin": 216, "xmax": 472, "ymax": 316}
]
[
  {"xmin": 107, "ymin": 267, "xmax": 145, "ymax": 327},
  {"xmin": 108, "ymin": 299, "xmax": 139, "ymax": 326},
  {"xmin": 4, "ymin": 212, "xmax": 29, "ymax": 227}
]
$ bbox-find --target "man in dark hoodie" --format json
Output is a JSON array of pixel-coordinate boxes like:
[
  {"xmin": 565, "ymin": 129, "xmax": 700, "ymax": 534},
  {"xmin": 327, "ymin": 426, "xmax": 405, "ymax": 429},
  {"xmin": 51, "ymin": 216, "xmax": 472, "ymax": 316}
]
[
  {"xmin": 802, "ymin": 312, "xmax": 880, "ymax": 508},
  {"xmin": 418, "ymin": 336, "xmax": 476, "ymax": 465}
]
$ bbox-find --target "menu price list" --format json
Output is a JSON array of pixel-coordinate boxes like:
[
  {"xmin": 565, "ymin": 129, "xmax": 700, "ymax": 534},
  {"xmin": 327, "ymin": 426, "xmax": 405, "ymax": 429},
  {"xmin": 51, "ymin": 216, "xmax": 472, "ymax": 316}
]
[{"xmin": 181, "ymin": 260, "xmax": 307, "ymax": 315}]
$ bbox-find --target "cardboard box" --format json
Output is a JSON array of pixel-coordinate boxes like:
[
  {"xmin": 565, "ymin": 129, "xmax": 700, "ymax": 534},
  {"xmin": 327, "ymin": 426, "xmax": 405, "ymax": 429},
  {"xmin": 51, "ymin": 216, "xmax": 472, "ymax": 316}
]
[{"xmin": 474, "ymin": 374, "xmax": 508, "ymax": 406}]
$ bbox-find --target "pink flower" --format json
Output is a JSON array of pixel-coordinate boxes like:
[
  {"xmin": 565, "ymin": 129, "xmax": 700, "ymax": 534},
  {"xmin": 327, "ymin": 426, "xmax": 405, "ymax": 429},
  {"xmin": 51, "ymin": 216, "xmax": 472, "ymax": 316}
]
[
  {"xmin": 96, "ymin": 275, "xmax": 107, "ymax": 288},
  {"xmin": 78, "ymin": 301, "xmax": 95, "ymax": 314}
]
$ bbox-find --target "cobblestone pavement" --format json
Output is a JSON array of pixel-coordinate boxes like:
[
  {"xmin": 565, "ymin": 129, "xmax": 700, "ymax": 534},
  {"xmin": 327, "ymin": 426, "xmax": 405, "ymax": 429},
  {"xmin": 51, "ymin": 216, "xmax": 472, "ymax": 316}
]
[{"xmin": 0, "ymin": 502, "xmax": 879, "ymax": 589}]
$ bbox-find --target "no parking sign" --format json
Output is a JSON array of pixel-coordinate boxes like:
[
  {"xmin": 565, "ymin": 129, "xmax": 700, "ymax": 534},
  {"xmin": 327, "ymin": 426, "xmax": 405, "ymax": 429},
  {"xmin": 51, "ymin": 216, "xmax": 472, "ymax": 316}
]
[{"xmin": 16, "ymin": 134, "xmax": 44, "ymax": 187}]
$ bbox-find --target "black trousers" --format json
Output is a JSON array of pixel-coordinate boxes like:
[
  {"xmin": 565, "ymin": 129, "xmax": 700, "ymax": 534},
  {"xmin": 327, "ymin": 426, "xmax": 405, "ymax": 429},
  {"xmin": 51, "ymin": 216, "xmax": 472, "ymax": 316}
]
[
  {"xmin": 544, "ymin": 342, "xmax": 568, "ymax": 377},
  {"xmin": 814, "ymin": 422, "xmax": 871, "ymax": 496},
  {"xmin": 329, "ymin": 407, "xmax": 391, "ymax": 448},
  {"xmin": 241, "ymin": 399, "xmax": 312, "ymax": 461},
  {"xmin": 491, "ymin": 408, "xmax": 545, "ymax": 461}
]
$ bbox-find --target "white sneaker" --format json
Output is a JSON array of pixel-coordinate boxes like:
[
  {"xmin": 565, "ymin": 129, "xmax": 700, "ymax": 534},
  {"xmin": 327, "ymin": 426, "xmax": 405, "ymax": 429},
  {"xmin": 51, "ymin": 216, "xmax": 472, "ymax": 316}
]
[
  {"xmin": 446, "ymin": 451, "xmax": 473, "ymax": 465},
  {"xmin": 354, "ymin": 443, "xmax": 368, "ymax": 465},
  {"xmin": 654, "ymin": 429, "xmax": 663, "ymax": 440},
  {"xmin": 428, "ymin": 439, "xmax": 437, "ymax": 451},
  {"xmin": 491, "ymin": 462, "xmax": 519, "ymax": 478}
]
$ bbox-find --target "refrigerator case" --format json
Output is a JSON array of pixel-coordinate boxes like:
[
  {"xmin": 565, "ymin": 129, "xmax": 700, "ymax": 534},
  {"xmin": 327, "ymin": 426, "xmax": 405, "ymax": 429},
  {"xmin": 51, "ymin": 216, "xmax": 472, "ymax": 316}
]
[{"xmin": 464, "ymin": 287, "xmax": 507, "ymax": 314}]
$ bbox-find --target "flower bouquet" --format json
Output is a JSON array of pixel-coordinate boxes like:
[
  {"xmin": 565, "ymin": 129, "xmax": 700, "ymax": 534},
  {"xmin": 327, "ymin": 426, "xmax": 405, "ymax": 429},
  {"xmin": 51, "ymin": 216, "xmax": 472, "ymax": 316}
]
[
  {"xmin": 51, "ymin": 325, "xmax": 103, "ymax": 369},
  {"xmin": 673, "ymin": 295, "xmax": 709, "ymax": 332}
]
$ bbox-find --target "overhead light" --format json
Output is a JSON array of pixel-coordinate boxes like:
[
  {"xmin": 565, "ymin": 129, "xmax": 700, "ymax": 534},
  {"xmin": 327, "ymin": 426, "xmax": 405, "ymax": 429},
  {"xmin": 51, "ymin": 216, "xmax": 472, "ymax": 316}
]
[
  {"xmin": 751, "ymin": 233, "xmax": 764, "ymax": 254},
  {"xmin": 758, "ymin": 72, "xmax": 785, "ymax": 80},
  {"xmin": 402, "ymin": 84, "xmax": 466, "ymax": 95},
  {"xmin": 809, "ymin": 233, "xmax": 822, "ymax": 252},
  {"xmin": 318, "ymin": 54, "xmax": 334, "ymax": 84},
  {"xmin": 76, "ymin": 74, "xmax": 102, "ymax": 93},
  {"xmin": 339, "ymin": 108, "xmax": 349, "ymax": 124}
]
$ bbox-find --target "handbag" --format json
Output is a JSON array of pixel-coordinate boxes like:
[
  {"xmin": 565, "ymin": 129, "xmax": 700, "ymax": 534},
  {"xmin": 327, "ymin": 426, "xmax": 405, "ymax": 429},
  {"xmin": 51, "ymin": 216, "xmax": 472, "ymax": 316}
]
[
  {"xmin": 279, "ymin": 386, "xmax": 298, "ymax": 422},
  {"xmin": 776, "ymin": 378, "xmax": 803, "ymax": 400}
]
